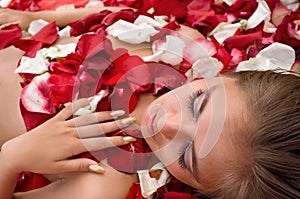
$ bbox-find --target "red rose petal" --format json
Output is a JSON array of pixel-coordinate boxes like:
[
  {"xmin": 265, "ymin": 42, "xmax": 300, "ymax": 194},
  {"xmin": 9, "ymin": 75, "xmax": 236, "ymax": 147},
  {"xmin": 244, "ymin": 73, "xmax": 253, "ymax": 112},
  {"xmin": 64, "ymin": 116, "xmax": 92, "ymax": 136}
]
[
  {"xmin": 31, "ymin": 21, "xmax": 58, "ymax": 45},
  {"xmin": 0, "ymin": 24, "xmax": 22, "ymax": 50},
  {"xmin": 224, "ymin": 31, "xmax": 262, "ymax": 50}
]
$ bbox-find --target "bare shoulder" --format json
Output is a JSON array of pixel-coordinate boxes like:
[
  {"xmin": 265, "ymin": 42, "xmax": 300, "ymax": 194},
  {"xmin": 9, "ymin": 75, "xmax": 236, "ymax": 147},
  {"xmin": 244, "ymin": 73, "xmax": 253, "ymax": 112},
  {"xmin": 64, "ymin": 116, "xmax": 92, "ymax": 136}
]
[{"xmin": 14, "ymin": 164, "xmax": 137, "ymax": 199}]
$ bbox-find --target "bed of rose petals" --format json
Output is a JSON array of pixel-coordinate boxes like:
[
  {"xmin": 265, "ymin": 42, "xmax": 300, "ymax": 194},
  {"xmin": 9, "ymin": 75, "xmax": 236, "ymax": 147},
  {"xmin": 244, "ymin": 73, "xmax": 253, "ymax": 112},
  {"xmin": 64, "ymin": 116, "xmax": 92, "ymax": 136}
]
[{"xmin": 1, "ymin": 0, "xmax": 300, "ymax": 199}]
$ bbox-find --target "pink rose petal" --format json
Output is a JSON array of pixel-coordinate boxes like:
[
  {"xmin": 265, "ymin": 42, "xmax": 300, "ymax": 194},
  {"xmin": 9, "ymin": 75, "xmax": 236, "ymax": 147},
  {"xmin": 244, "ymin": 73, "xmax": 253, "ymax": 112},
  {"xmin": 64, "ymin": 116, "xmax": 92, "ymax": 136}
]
[
  {"xmin": 21, "ymin": 73, "xmax": 55, "ymax": 114},
  {"xmin": 183, "ymin": 38, "xmax": 217, "ymax": 64}
]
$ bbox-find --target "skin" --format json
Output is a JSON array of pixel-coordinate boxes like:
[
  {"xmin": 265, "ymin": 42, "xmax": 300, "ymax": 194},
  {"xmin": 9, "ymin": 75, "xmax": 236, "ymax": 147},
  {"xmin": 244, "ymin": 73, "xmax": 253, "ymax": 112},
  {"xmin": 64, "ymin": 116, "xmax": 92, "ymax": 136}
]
[
  {"xmin": 0, "ymin": 7, "xmax": 208, "ymax": 199},
  {"xmin": 141, "ymin": 77, "xmax": 246, "ymax": 190}
]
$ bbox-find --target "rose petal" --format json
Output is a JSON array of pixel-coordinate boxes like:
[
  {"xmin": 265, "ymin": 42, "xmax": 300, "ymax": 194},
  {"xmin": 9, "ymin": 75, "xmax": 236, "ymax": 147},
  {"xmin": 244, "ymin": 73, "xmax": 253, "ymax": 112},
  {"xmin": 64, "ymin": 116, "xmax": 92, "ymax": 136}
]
[
  {"xmin": 185, "ymin": 57, "xmax": 223, "ymax": 80},
  {"xmin": 223, "ymin": 31, "xmax": 262, "ymax": 50},
  {"xmin": 280, "ymin": 0, "xmax": 299, "ymax": 11},
  {"xmin": 209, "ymin": 21, "xmax": 243, "ymax": 44},
  {"xmin": 151, "ymin": 35, "xmax": 186, "ymax": 65},
  {"xmin": 271, "ymin": 5, "xmax": 292, "ymax": 27},
  {"xmin": 48, "ymin": 74, "xmax": 80, "ymax": 107},
  {"xmin": 0, "ymin": 24, "xmax": 22, "ymax": 49},
  {"xmin": 15, "ymin": 50, "xmax": 49, "ymax": 74},
  {"xmin": 0, "ymin": 0, "xmax": 12, "ymax": 7},
  {"xmin": 236, "ymin": 42, "xmax": 295, "ymax": 71},
  {"xmin": 246, "ymin": 0, "xmax": 271, "ymax": 29},
  {"xmin": 21, "ymin": 73, "xmax": 55, "ymax": 114},
  {"xmin": 183, "ymin": 38, "xmax": 217, "ymax": 63},
  {"xmin": 106, "ymin": 19, "xmax": 159, "ymax": 44},
  {"xmin": 73, "ymin": 90, "xmax": 109, "ymax": 116},
  {"xmin": 31, "ymin": 21, "xmax": 58, "ymax": 45},
  {"xmin": 28, "ymin": 19, "xmax": 49, "ymax": 36}
]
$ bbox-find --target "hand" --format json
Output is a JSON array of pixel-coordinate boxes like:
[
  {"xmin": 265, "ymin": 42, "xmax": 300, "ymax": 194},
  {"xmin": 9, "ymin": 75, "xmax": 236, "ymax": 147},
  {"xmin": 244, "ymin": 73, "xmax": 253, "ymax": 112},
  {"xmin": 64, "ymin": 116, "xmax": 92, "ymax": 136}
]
[
  {"xmin": 0, "ymin": 8, "xmax": 33, "ymax": 30},
  {"xmin": 0, "ymin": 98, "xmax": 136, "ymax": 175}
]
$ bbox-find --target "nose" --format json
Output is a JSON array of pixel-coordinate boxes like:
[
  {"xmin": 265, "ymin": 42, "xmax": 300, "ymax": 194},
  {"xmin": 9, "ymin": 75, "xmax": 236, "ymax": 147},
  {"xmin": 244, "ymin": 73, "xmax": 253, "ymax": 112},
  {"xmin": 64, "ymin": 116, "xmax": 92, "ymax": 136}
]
[{"xmin": 157, "ymin": 112, "xmax": 182, "ymax": 140}]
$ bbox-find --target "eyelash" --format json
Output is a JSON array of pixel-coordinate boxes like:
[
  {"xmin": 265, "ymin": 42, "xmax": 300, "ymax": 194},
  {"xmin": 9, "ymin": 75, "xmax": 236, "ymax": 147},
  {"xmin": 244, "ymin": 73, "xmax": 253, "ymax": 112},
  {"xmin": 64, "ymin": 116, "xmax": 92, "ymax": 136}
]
[
  {"xmin": 188, "ymin": 89, "xmax": 203, "ymax": 117},
  {"xmin": 178, "ymin": 142, "xmax": 192, "ymax": 169}
]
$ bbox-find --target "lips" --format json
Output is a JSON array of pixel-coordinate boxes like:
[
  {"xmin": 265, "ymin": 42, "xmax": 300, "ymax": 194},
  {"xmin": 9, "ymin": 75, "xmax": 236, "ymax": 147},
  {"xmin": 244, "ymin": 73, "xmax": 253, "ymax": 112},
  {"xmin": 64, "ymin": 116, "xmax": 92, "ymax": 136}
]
[{"xmin": 146, "ymin": 111, "xmax": 158, "ymax": 138}]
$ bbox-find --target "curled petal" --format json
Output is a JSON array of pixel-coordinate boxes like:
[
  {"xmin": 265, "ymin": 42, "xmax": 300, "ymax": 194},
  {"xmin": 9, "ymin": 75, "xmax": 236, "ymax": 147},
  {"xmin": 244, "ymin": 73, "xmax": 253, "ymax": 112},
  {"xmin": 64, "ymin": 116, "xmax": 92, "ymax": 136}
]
[
  {"xmin": 150, "ymin": 35, "xmax": 186, "ymax": 65},
  {"xmin": 236, "ymin": 42, "xmax": 295, "ymax": 71},
  {"xmin": 246, "ymin": 0, "xmax": 271, "ymax": 29},
  {"xmin": 21, "ymin": 73, "xmax": 55, "ymax": 114},
  {"xmin": 185, "ymin": 57, "xmax": 223, "ymax": 80},
  {"xmin": 107, "ymin": 19, "xmax": 159, "ymax": 44},
  {"xmin": 73, "ymin": 90, "xmax": 109, "ymax": 116},
  {"xmin": 183, "ymin": 38, "xmax": 217, "ymax": 64},
  {"xmin": 209, "ymin": 22, "xmax": 242, "ymax": 44}
]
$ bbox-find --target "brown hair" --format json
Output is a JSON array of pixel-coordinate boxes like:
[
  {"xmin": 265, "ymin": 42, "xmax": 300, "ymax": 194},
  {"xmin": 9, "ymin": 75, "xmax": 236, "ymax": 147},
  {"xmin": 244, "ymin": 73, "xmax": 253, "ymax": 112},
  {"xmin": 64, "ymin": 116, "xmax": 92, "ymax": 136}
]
[{"xmin": 205, "ymin": 70, "xmax": 300, "ymax": 199}]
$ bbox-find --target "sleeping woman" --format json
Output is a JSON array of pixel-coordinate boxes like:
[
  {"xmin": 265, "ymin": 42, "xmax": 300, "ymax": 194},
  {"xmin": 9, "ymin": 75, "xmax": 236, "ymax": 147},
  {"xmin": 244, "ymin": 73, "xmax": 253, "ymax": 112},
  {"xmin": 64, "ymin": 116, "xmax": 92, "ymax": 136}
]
[{"xmin": 0, "ymin": 7, "xmax": 300, "ymax": 199}]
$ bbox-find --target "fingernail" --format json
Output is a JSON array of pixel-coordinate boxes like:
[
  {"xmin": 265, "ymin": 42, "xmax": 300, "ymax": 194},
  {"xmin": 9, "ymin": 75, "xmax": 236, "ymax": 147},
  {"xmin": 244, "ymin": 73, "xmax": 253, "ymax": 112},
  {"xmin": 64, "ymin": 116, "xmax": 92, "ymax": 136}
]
[
  {"xmin": 123, "ymin": 136, "xmax": 137, "ymax": 142},
  {"xmin": 88, "ymin": 96, "xmax": 94, "ymax": 102},
  {"xmin": 89, "ymin": 165, "xmax": 105, "ymax": 174},
  {"xmin": 121, "ymin": 117, "xmax": 136, "ymax": 125},
  {"xmin": 110, "ymin": 110, "xmax": 125, "ymax": 117}
]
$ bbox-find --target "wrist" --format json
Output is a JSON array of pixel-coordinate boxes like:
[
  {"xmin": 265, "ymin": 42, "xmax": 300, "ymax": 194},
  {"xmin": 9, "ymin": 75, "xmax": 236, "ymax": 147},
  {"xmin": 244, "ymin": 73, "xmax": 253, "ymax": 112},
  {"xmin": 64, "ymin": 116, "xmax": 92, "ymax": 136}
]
[{"xmin": 0, "ymin": 144, "xmax": 22, "ymax": 175}]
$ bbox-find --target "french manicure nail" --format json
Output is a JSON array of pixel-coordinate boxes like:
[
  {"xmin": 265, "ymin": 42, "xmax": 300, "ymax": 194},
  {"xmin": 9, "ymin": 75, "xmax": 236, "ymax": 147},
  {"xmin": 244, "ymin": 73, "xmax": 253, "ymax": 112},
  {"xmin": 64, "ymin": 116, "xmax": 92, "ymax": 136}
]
[
  {"xmin": 89, "ymin": 165, "xmax": 105, "ymax": 174},
  {"xmin": 110, "ymin": 110, "xmax": 126, "ymax": 117},
  {"xmin": 123, "ymin": 136, "xmax": 137, "ymax": 142},
  {"xmin": 121, "ymin": 117, "xmax": 136, "ymax": 125}
]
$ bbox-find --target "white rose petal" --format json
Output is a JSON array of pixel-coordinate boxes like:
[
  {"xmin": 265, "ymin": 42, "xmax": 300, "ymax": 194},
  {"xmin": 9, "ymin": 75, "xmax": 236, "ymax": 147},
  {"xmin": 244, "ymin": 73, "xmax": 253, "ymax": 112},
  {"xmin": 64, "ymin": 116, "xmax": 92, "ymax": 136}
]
[
  {"xmin": 0, "ymin": 0, "xmax": 12, "ymax": 7},
  {"xmin": 263, "ymin": 20, "xmax": 277, "ymax": 33},
  {"xmin": 85, "ymin": 1, "xmax": 104, "ymax": 8},
  {"xmin": 15, "ymin": 43, "xmax": 77, "ymax": 74},
  {"xmin": 44, "ymin": 43, "xmax": 77, "ymax": 59},
  {"xmin": 280, "ymin": 0, "xmax": 299, "ymax": 11},
  {"xmin": 209, "ymin": 22, "xmax": 241, "ymax": 44},
  {"xmin": 183, "ymin": 38, "xmax": 217, "ymax": 64},
  {"xmin": 156, "ymin": 35, "xmax": 186, "ymax": 65},
  {"xmin": 28, "ymin": 19, "xmax": 49, "ymax": 36},
  {"xmin": 58, "ymin": 26, "xmax": 71, "ymax": 37},
  {"xmin": 15, "ymin": 51, "xmax": 49, "ymax": 74},
  {"xmin": 106, "ymin": 19, "xmax": 159, "ymax": 44},
  {"xmin": 185, "ymin": 57, "xmax": 223, "ymax": 80},
  {"xmin": 138, "ymin": 162, "xmax": 169, "ymax": 198},
  {"xmin": 21, "ymin": 73, "xmax": 54, "ymax": 114},
  {"xmin": 147, "ymin": 35, "xmax": 186, "ymax": 65},
  {"xmin": 73, "ymin": 90, "xmax": 109, "ymax": 116},
  {"xmin": 247, "ymin": 0, "xmax": 271, "ymax": 29},
  {"xmin": 236, "ymin": 42, "xmax": 295, "ymax": 71},
  {"xmin": 134, "ymin": 15, "xmax": 165, "ymax": 28}
]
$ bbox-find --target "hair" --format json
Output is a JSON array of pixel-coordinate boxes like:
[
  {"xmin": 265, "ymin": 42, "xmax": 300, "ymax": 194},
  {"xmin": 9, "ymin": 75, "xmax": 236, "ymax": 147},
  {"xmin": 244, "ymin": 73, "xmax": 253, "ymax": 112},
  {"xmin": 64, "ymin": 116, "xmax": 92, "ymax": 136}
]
[{"xmin": 204, "ymin": 70, "xmax": 300, "ymax": 199}]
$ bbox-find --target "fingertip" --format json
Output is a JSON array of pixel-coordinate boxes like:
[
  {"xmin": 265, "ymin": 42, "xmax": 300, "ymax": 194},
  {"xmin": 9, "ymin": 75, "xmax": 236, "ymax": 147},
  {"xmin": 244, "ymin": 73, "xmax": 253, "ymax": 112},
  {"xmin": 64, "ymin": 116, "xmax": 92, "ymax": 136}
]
[{"xmin": 89, "ymin": 165, "xmax": 105, "ymax": 174}]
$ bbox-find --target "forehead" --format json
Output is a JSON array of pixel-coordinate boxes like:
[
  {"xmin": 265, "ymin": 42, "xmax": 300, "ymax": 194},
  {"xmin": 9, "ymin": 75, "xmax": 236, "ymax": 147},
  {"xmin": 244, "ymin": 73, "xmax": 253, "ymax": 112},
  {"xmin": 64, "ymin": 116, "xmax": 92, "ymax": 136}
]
[{"xmin": 192, "ymin": 77, "xmax": 246, "ymax": 187}]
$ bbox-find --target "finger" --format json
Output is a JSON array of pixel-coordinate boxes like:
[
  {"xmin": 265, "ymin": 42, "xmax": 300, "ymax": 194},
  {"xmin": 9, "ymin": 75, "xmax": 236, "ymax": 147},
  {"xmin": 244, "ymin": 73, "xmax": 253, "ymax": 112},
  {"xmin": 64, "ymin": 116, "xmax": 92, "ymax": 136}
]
[
  {"xmin": 66, "ymin": 110, "xmax": 125, "ymax": 127},
  {"xmin": 55, "ymin": 98, "xmax": 90, "ymax": 121},
  {"xmin": 55, "ymin": 158, "xmax": 99, "ymax": 173},
  {"xmin": 75, "ymin": 117, "xmax": 135, "ymax": 138},
  {"xmin": 80, "ymin": 136, "xmax": 137, "ymax": 151}
]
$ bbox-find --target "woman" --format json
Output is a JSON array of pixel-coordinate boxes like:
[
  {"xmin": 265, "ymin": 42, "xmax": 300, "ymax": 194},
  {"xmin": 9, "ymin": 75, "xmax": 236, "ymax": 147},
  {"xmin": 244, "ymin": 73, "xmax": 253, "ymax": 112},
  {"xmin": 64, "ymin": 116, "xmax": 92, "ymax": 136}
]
[{"xmin": 1, "ymin": 7, "xmax": 300, "ymax": 199}]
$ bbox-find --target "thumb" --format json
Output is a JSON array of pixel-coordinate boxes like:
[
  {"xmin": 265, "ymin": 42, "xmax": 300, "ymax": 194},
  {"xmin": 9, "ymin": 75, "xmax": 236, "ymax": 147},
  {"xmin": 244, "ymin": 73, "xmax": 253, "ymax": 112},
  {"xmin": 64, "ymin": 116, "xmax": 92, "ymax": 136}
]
[{"xmin": 57, "ymin": 158, "xmax": 104, "ymax": 173}]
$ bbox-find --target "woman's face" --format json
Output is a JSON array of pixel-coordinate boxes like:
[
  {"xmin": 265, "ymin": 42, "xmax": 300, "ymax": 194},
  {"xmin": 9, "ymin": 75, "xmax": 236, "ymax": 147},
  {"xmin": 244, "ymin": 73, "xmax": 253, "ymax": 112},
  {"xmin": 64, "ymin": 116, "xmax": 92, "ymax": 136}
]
[{"xmin": 141, "ymin": 77, "xmax": 246, "ymax": 190}]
